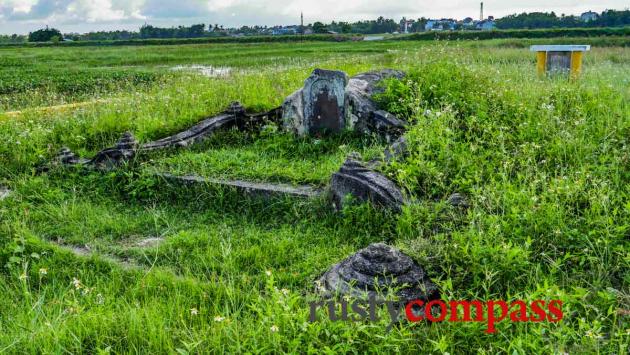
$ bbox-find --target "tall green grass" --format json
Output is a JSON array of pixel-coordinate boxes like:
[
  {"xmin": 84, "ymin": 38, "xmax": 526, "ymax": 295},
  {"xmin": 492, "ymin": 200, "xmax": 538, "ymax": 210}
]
[{"xmin": 0, "ymin": 41, "xmax": 628, "ymax": 353}]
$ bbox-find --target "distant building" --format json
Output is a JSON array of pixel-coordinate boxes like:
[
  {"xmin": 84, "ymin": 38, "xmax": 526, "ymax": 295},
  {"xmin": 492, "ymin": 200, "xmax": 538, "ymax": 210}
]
[
  {"xmin": 271, "ymin": 26, "xmax": 298, "ymax": 35},
  {"xmin": 580, "ymin": 11, "xmax": 599, "ymax": 22},
  {"xmin": 425, "ymin": 19, "xmax": 456, "ymax": 31},
  {"xmin": 476, "ymin": 18, "xmax": 496, "ymax": 30},
  {"xmin": 462, "ymin": 17, "xmax": 476, "ymax": 29}
]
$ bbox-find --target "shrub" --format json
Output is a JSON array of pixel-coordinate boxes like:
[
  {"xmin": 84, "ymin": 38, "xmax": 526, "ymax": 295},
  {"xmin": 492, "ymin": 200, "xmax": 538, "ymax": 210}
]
[{"xmin": 28, "ymin": 27, "xmax": 64, "ymax": 43}]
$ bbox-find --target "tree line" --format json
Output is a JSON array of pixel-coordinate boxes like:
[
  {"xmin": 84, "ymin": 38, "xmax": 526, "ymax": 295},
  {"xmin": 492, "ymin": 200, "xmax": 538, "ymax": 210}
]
[
  {"xmin": 496, "ymin": 10, "xmax": 630, "ymax": 29},
  {"xmin": 1, "ymin": 9, "xmax": 627, "ymax": 43}
]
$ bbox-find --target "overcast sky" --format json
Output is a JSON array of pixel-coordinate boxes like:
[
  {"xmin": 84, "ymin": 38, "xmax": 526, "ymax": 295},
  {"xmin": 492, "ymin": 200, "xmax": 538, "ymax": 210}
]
[{"xmin": 0, "ymin": 1, "xmax": 627, "ymax": 34}]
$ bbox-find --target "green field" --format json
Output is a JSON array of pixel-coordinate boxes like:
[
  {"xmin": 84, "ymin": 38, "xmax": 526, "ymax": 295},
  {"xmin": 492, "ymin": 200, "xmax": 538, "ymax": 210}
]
[{"xmin": 0, "ymin": 38, "xmax": 629, "ymax": 353}]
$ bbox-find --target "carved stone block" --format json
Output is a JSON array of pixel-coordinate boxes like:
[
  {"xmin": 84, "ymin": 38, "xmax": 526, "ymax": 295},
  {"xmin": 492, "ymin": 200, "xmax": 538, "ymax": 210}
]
[
  {"xmin": 317, "ymin": 243, "xmax": 440, "ymax": 303},
  {"xmin": 330, "ymin": 153, "xmax": 405, "ymax": 212}
]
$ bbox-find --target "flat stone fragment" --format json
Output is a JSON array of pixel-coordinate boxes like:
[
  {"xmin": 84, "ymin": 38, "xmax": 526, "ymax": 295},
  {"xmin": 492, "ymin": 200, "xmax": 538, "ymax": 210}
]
[
  {"xmin": 141, "ymin": 102, "xmax": 247, "ymax": 150},
  {"xmin": 157, "ymin": 173, "xmax": 323, "ymax": 199},
  {"xmin": 330, "ymin": 154, "xmax": 405, "ymax": 211},
  {"xmin": 89, "ymin": 131, "xmax": 138, "ymax": 169},
  {"xmin": 282, "ymin": 69, "xmax": 348, "ymax": 136},
  {"xmin": 46, "ymin": 103, "xmax": 283, "ymax": 172},
  {"xmin": 317, "ymin": 243, "xmax": 440, "ymax": 302}
]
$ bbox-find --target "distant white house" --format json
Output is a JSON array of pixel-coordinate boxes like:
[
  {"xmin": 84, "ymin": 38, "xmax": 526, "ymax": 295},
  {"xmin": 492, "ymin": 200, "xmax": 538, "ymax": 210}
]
[{"xmin": 580, "ymin": 11, "xmax": 599, "ymax": 22}]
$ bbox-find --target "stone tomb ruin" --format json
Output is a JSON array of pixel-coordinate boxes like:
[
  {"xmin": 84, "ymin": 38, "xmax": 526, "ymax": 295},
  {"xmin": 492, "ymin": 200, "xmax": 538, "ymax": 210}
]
[
  {"xmin": 282, "ymin": 68, "xmax": 406, "ymax": 139},
  {"xmin": 52, "ymin": 68, "xmax": 410, "ymax": 212},
  {"xmin": 46, "ymin": 68, "xmax": 453, "ymax": 310}
]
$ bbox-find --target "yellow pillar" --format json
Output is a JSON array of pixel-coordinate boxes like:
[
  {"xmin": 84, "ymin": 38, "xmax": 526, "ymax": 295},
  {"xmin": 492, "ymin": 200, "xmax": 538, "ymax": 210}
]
[
  {"xmin": 570, "ymin": 51, "xmax": 584, "ymax": 79},
  {"xmin": 536, "ymin": 51, "xmax": 547, "ymax": 76}
]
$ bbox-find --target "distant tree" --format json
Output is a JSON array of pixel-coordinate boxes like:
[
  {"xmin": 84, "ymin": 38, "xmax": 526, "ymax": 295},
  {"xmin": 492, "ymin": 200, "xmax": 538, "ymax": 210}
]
[
  {"xmin": 495, "ymin": 12, "xmax": 559, "ymax": 29},
  {"xmin": 0, "ymin": 34, "xmax": 27, "ymax": 44},
  {"xmin": 339, "ymin": 22, "xmax": 352, "ymax": 33},
  {"xmin": 596, "ymin": 9, "xmax": 630, "ymax": 27},
  {"xmin": 312, "ymin": 21, "xmax": 328, "ymax": 33},
  {"xmin": 413, "ymin": 17, "xmax": 428, "ymax": 32},
  {"xmin": 28, "ymin": 27, "xmax": 63, "ymax": 42},
  {"xmin": 495, "ymin": 10, "xmax": 629, "ymax": 29}
]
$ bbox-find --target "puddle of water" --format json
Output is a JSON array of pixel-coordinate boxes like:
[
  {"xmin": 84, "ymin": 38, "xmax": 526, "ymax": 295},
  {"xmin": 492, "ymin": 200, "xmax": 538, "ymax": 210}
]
[{"xmin": 170, "ymin": 65, "xmax": 232, "ymax": 78}]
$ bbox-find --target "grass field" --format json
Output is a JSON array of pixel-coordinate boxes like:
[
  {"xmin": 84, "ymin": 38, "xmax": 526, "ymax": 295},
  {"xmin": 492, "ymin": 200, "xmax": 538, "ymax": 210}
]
[{"xmin": 0, "ymin": 38, "xmax": 629, "ymax": 353}]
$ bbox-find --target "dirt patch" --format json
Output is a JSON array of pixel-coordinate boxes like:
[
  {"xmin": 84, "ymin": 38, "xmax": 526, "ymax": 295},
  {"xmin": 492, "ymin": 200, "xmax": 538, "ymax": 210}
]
[
  {"xmin": 50, "ymin": 240, "xmax": 142, "ymax": 271},
  {"xmin": 117, "ymin": 236, "xmax": 165, "ymax": 249},
  {"xmin": 2, "ymin": 98, "xmax": 116, "ymax": 119},
  {"xmin": 136, "ymin": 237, "xmax": 164, "ymax": 248}
]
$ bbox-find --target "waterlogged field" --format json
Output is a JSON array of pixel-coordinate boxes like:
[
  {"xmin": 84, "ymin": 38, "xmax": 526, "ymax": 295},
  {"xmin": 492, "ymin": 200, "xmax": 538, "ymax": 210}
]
[{"xmin": 0, "ymin": 38, "xmax": 629, "ymax": 353}]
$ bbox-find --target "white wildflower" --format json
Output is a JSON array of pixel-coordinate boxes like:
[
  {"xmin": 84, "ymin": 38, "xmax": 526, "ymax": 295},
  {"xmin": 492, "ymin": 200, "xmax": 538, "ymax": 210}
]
[{"xmin": 72, "ymin": 278, "xmax": 81, "ymax": 289}]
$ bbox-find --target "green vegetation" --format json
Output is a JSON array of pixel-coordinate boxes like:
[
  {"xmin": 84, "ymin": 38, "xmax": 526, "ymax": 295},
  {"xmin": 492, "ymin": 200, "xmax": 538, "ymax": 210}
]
[
  {"xmin": 496, "ymin": 10, "xmax": 630, "ymax": 29},
  {"xmin": 2, "ymin": 27, "xmax": 627, "ymax": 49},
  {"xmin": 0, "ymin": 38, "xmax": 628, "ymax": 353},
  {"xmin": 143, "ymin": 131, "xmax": 384, "ymax": 186},
  {"xmin": 398, "ymin": 26, "xmax": 630, "ymax": 41},
  {"xmin": 0, "ymin": 33, "xmax": 359, "ymax": 48},
  {"xmin": 28, "ymin": 27, "xmax": 63, "ymax": 43}
]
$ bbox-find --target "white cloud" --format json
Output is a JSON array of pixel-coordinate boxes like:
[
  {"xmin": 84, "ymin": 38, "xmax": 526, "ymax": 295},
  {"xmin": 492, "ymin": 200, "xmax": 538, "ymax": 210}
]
[
  {"xmin": 70, "ymin": 0, "xmax": 127, "ymax": 22},
  {"xmin": 0, "ymin": 0, "xmax": 628, "ymax": 34}
]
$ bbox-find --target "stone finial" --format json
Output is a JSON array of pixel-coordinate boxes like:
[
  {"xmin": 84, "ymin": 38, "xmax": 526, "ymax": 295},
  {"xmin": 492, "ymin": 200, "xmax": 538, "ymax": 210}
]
[
  {"xmin": 317, "ymin": 243, "xmax": 440, "ymax": 302},
  {"xmin": 330, "ymin": 153, "xmax": 405, "ymax": 212}
]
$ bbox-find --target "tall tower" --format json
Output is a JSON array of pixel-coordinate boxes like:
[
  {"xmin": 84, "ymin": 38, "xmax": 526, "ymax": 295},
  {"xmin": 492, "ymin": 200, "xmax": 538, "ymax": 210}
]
[
  {"xmin": 480, "ymin": 2, "xmax": 484, "ymax": 21},
  {"xmin": 300, "ymin": 12, "xmax": 304, "ymax": 35}
]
